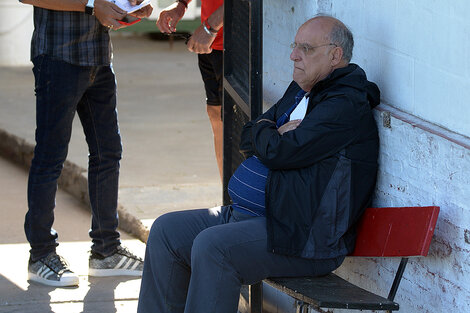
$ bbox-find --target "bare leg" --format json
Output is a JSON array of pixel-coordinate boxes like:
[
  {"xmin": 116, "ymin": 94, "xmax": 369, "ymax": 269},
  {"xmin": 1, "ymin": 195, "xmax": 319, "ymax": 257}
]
[{"xmin": 207, "ymin": 104, "xmax": 223, "ymax": 182}]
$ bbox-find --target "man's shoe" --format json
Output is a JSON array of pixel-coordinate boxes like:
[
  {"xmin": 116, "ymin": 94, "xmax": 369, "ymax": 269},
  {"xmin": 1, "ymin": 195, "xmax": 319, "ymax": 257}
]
[
  {"xmin": 88, "ymin": 245, "xmax": 143, "ymax": 277},
  {"xmin": 28, "ymin": 252, "xmax": 79, "ymax": 287}
]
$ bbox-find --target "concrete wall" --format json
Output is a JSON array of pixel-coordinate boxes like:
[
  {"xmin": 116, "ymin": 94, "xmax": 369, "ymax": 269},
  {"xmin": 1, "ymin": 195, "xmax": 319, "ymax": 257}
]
[
  {"xmin": 0, "ymin": 0, "xmax": 33, "ymax": 66},
  {"xmin": 330, "ymin": 0, "xmax": 470, "ymax": 138},
  {"xmin": 263, "ymin": 1, "xmax": 470, "ymax": 312}
]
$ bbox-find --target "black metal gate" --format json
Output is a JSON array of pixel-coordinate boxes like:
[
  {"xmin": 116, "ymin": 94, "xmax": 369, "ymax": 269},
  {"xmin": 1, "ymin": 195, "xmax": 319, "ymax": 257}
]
[{"xmin": 222, "ymin": 0, "xmax": 263, "ymax": 205}]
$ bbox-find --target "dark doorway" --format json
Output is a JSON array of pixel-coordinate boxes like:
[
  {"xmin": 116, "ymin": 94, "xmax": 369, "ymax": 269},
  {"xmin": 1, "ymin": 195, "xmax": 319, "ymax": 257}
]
[{"xmin": 222, "ymin": 0, "xmax": 263, "ymax": 205}]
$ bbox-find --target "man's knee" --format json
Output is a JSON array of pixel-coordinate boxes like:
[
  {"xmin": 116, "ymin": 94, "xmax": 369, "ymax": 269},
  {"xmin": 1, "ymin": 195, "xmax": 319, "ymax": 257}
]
[
  {"xmin": 191, "ymin": 227, "xmax": 228, "ymax": 263},
  {"xmin": 148, "ymin": 212, "xmax": 180, "ymax": 246}
]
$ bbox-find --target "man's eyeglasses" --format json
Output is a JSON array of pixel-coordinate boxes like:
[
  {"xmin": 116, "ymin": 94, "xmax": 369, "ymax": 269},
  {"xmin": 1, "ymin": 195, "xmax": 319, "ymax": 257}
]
[{"xmin": 290, "ymin": 42, "xmax": 337, "ymax": 55}]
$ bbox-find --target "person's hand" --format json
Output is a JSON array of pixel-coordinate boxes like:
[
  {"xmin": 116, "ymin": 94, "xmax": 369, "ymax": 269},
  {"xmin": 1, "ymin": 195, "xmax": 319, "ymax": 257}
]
[
  {"xmin": 94, "ymin": 0, "xmax": 127, "ymax": 30},
  {"xmin": 130, "ymin": 4, "xmax": 153, "ymax": 18},
  {"xmin": 278, "ymin": 119, "xmax": 302, "ymax": 135},
  {"xmin": 156, "ymin": 4, "xmax": 185, "ymax": 33},
  {"xmin": 186, "ymin": 24, "xmax": 216, "ymax": 54}
]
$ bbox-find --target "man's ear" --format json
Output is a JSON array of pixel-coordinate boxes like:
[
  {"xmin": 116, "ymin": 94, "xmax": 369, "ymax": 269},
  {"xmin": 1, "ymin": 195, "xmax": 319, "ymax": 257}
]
[{"xmin": 330, "ymin": 47, "xmax": 343, "ymax": 66}]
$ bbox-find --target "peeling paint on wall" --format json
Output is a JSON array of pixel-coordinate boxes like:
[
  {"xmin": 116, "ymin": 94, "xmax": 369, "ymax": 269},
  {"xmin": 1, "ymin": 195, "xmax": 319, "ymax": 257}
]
[{"xmin": 465, "ymin": 229, "xmax": 470, "ymax": 245}]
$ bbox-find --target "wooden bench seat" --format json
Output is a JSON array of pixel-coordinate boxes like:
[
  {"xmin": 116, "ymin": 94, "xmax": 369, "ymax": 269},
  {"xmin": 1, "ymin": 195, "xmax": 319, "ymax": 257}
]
[
  {"xmin": 265, "ymin": 273, "xmax": 398, "ymax": 311},
  {"xmin": 248, "ymin": 206, "xmax": 440, "ymax": 313}
]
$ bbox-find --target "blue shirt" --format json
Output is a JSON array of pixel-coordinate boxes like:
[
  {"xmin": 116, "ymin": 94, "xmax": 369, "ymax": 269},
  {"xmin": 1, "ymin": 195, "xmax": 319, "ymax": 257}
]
[{"xmin": 228, "ymin": 156, "xmax": 269, "ymax": 216}]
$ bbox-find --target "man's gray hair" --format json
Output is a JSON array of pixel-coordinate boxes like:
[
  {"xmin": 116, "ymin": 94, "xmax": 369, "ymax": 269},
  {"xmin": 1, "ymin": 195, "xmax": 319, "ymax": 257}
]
[
  {"xmin": 329, "ymin": 21, "xmax": 354, "ymax": 62},
  {"xmin": 314, "ymin": 14, "xmax": 354, "ymax": 62}
]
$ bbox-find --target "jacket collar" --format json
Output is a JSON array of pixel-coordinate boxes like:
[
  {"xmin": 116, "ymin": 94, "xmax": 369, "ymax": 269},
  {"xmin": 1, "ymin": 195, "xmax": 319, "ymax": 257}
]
[{"xmin": 309, "ymin": 63, "xmax": 358, "ymax": 95}]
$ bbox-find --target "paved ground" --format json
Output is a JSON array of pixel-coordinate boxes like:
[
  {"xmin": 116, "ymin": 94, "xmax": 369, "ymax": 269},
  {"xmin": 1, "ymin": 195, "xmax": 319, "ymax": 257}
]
[
  {"xmin": 0, "ymin": 34, "xmax": 223, "ymax": 312},
  {"xmin": 0, "ymin": 156, "xmax": 145, "ymax": 312}
]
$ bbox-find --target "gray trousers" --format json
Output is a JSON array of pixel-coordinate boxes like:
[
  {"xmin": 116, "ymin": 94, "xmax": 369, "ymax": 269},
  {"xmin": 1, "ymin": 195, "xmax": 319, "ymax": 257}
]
[{"xmin": 137, "ymin": 206, "xmax": 344, "ymax": 313}]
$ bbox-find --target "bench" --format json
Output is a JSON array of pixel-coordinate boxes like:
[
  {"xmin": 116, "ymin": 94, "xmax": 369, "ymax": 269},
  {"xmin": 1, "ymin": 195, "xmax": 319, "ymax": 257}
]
[{"xmin": 246, "ymin": 206, "xmax": 440, "ymax": 313}]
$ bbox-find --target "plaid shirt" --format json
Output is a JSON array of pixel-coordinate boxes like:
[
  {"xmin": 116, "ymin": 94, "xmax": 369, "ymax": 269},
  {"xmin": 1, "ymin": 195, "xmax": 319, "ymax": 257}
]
[{"xmin": 31, "ymin": 7, "xmax": 112, "ymax": 66}]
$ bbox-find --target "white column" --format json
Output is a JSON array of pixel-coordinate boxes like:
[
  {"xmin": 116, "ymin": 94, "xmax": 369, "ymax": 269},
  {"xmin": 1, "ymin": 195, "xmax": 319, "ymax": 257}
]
[{"xmin": 0, "ymin": 0, "xmax": 33, "ymax": 66}]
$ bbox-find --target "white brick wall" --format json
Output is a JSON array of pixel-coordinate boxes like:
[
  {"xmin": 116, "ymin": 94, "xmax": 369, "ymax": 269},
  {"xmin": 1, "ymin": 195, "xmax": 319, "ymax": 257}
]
[
  {"xmin": 263, "ymin": 1, "xmax": 470, "ymax": 312},
  {"xmin": 333, "ymin": 106, "xmax": 470, "ymax": 312},
  {"xmin": 330, "ymin": 0, "xmax": 470, "ymax": 137}
]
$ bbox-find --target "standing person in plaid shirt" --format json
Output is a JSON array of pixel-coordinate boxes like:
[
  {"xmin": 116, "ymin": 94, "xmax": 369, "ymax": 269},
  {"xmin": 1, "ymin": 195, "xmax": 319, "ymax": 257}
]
[
  {"xmin": 18, "ymin": 0, "xmax": 152, "ymax": 287},
  {"xmin": 157, "ymin": 0, "xmax": 224, "ymax": 181}
]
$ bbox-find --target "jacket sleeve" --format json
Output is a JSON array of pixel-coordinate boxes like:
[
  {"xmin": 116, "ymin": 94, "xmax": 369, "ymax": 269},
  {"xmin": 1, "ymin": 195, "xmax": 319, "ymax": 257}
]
[
  {"xmin": 251, "ymin": 95, "xmax": 361, "ymax": 170},
  {"xmin": 239, "ymin": 107, "xmax": 276, "ymax": 158},
  {"xmin": 240, "ymin": 81, "xmax": 300, "ymax": 158}
]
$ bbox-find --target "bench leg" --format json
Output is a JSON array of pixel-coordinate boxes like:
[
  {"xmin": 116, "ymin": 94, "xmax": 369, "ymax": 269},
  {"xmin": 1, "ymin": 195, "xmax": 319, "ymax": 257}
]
[
  {"xmin": 249, "ymin": 282, "xmax": 263, "ymax": 313},
  {"xmin": 387, "ymin": 257, "xmax": 409, "ymax": 302}
]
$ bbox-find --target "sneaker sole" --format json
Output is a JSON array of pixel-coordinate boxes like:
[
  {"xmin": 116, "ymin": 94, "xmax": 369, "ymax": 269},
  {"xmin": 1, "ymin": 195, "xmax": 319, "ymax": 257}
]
[
  {"xmin": 28, "ymin": 272, "xmax": 79, "ymax": 287},
  {"xmin": 88, "ymin": 268, "xmax": 143, "ymax": 277}
]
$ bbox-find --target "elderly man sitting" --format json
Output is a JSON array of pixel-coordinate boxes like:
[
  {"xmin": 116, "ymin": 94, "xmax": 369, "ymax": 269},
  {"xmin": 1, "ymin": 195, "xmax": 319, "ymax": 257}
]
[{"xmin": 138, "ymin": 15, "xmax": 380, "ymax": 313}]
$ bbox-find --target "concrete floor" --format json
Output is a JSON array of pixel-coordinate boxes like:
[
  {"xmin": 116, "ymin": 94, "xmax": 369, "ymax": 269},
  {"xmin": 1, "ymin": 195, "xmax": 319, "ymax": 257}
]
[{"xmin": 0, "ymin": 156, "xmax": 146, "ymax": 313}]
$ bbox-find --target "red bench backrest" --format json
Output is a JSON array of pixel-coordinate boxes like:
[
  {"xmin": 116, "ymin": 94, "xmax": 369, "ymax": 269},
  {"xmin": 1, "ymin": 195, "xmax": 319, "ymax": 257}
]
[{"xmin": 350, "ymin": 206, "xmax": 440, "ymax": 257}]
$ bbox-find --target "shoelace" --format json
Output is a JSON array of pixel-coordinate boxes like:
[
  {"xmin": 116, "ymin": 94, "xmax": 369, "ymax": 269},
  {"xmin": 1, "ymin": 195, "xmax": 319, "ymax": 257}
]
[
  {"xmin": 45, "ymin": 254, "xmax": 70, "ymax": 275},
  {"xmin": 117, "ymin": 246, "xmax": 143, "ymax": 261}
]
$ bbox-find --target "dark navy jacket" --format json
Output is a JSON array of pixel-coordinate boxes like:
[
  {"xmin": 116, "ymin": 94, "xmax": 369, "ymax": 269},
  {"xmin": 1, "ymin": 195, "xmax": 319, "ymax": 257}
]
[{"xmin": 240, "ymin": 64, "xmax": 380, "ymax": 259}]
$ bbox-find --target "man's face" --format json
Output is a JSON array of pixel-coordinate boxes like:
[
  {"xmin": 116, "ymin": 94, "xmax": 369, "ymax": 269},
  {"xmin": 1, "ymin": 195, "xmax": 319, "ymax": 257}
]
[{"xmin": 290, "ymin": 21, "xmax": 336, "ymax": 91}]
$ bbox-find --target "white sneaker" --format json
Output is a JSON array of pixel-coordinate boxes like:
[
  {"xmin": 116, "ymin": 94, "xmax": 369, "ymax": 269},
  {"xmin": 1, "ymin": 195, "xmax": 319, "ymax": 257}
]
[
  {"xmin": 28, "ymin": 252, "xmax": 79, "ymax": 287},
  {"xmin": 88, "ymin": 245, "xmax": 143, "ymax": 277}
]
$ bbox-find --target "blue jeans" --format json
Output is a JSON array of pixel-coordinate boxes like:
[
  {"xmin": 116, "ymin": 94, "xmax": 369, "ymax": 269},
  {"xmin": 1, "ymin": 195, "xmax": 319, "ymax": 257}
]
[
  {"xmin": 137, "ymin": 206, "xmax": 344, "ymax": 313},
  {"xmin": 25, "ymin": 55, "xmax": 122, "ymax": 261}
]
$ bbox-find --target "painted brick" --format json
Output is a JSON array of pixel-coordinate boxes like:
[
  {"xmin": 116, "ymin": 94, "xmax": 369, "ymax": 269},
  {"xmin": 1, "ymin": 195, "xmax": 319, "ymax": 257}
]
[
  {"xmin": 393, "ymin": 1, "xmax": 421, "ymax": 56},
  {"xmin": 374, "ymin": 49, "xmax": 415, "ymax": 112},
  {"xmin": 328, "ymin": 0, "xmax": 364, "ymax": 35},
  {"xmin": 466, "ymin": 25, "xmax": 470, "ymax": 79},
  {"xmin": 414, "ymin": 62, "xmax": 470, "ymax": 136},
  {"xmin": 362, "ymin": 0, "xmax": 398, "ymax": 49},
  {"xmin": 411, "ymin": 9, "xmax": 465, "ymax": 76},
  {"xmin": 330, "ymin": 0, "xmax": 470, "ymax": 137}
]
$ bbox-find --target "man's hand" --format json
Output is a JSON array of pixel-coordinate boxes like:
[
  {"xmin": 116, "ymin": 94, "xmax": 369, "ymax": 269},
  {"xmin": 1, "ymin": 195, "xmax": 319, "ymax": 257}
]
[
  {"xmin": 156, "ymin": 3, "xmax": 185, "ymax": 33},
  {"xmin": 278, "ymin": 119, "xmax": 302, "ymax": 135},
  {"xmin": 186, "ymin": 24, "xmax": 216, "ymax": 54},
  {"xmin": 187, "ymin": 4, "xmax": 223, "ymax": 54},
  {"xmin": 94, "ymin": 0, "xmax": 127, "ymax": 29}
]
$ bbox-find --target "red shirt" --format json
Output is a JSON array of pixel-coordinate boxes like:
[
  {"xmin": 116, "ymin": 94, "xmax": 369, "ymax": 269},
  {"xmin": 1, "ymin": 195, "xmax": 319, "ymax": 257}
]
[{"xmin": 201, "ymin": 0, "xmax": 224, "ymax": 51}]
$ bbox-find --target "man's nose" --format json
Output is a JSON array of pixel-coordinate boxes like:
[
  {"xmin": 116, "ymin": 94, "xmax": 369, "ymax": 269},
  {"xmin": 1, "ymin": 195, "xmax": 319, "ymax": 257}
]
[{"xmin": 290, "ymin": 48, "xmax": 300, "ymax": 61}]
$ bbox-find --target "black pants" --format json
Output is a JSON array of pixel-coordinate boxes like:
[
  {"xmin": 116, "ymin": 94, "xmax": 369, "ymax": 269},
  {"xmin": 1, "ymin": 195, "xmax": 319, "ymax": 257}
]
[{"xmin": 198, "ymin": 50, "xmax": 223, "ymax": 107}]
